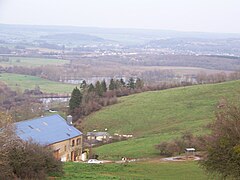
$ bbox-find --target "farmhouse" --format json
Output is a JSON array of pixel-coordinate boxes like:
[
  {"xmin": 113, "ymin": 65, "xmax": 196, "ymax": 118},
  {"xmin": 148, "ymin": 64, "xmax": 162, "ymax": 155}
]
[{"xmin": 15, "ymin": 114, "xmax": 83, "ymax": 162}]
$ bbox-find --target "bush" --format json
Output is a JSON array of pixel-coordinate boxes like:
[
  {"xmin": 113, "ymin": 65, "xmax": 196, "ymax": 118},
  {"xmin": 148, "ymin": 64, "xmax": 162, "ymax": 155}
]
[
  {"xmin": 200, "ymin": 103, "xmax": 240, "ymax": 179},
  {"xmin": 156, "ymin": 131, "xmax": 208, "ymax": 157},
  {"xmin": 7, "ymin": 141, "xmax": 63, "ymax": 179}
]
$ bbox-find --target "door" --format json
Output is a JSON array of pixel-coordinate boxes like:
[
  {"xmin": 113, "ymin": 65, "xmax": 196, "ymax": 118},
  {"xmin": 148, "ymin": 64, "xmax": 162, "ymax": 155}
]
[
  {"xmin": 71, "ymin": 151, "xmax": 74, "ymax": 161},
  {"xmin": 53, "ymin": 149, "xmax": 60, "ymax": 160}
]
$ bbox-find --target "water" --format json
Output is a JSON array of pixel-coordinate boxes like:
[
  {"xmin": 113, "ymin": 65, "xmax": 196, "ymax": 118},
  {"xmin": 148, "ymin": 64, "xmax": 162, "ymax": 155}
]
[{"xmin": 40, "ymin": 97, "xmax": 70, "ymax": 104}]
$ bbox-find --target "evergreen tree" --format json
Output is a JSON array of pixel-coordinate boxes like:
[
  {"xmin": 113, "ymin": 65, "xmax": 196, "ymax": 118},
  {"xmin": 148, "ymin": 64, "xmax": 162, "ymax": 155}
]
[
  {"xmin": 69, "ymin": 87, "xmax": 82, "ymax": 111},
  {"xmin": 88, "ymin": 83, "xmax": 95, "ymax": 93},
  {"xmin": 109, "ymin": 78, "xmax": 115, "ymax": 90},
  {"xmin": 80, "ymin": 80, "xmax": 87, "ymax": 90},
  {"xmin": 127, "ymin": 77, "xmax": 135, "ymax": 89},
  {"xmin": 95, "ymin": 81, "xmax": 103, "ymax": 96},
  {"xmin": 120, "ymin": 78, "xmax": 126, "ymax": 87},
  {"xmin": 101, "ymin": 79, "xmax": 107, "ymax": 92}
]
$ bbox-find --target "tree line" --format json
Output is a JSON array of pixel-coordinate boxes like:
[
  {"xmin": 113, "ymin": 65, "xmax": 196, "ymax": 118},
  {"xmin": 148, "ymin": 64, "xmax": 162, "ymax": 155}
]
[
  {"xmin": 196, "ymin": 71, "xmax": 240, "ymax": 84},
  {"xmin": 69, "ymin": 78, "xmax": 144, "ymax": 120},
  {"xmin": 69, "ymin": 71, "xmax": 240, "ymax": 122}
]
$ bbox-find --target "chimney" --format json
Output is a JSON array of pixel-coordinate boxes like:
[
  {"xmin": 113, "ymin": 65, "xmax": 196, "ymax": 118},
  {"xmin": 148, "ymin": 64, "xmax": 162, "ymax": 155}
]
[{"xmin": 67, "ymin": 115, "xmax": 73, "ymax": 125}]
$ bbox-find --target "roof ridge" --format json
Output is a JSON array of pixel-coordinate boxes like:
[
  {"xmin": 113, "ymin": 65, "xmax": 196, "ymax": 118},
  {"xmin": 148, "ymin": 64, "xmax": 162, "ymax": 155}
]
[{"xmin": 14, "ymin": 114, "xmax": 62, "ymax": 124}]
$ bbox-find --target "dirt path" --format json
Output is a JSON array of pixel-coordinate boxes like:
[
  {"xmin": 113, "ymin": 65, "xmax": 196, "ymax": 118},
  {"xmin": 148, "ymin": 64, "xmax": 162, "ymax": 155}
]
[{"xmin": 112, "ymin": 155, "xmax": 201, "ymax": 164}]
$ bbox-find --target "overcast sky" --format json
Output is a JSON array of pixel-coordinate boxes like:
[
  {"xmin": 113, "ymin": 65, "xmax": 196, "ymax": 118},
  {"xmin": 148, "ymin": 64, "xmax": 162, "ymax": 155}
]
[{"xmin": 0, "ymin": 0, "xmax": 239, "ymax": 33}]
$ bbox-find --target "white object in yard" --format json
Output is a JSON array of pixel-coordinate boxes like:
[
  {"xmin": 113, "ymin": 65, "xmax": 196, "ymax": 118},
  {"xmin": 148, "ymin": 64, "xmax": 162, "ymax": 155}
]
[
  {"xmin": 81, "ymin": 152, "xmax": 87, "ymax": 161},
  {"xmin": 49, "ymin": 109, "xmax": 57, "ymax": 113},
  {"xmin": 61, "ymin": 156, "xmax": 67, "ymax": 162},
  {"xmin": 185, "ymin": 148, "xmax": 196, "ymax": 152},
  {"xmin": 87, "ymin": 159, "xmax": 103, "ymax": 164}
]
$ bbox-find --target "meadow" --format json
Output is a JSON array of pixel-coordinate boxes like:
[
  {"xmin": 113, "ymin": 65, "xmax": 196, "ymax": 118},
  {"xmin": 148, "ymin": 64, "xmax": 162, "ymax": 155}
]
[
  {"xmin": 0, "ymin": 73, "xmax": 75, "ymax": 94},
  {"xmin": 82, "ymin": 80, "xmax": 240, "ymax": 159},
  {"xmin": 62, "ymin": 161, "xmax": 209, "ymax": 180},
  {"xmin": 0, "ymin": 56, "xmax": 69, "ymax": 67}
]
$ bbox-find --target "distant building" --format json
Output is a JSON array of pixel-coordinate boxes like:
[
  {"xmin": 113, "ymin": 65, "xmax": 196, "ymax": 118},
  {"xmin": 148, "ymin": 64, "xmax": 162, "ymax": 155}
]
[
  {"xmin": 87, "ymin": 132, "xmax": 110, "ymax": 142},
  {"xmin": 185, "ymin": 148, "xmax": 196, "ymax": 156},
  {"xmin": 15, "ymin": 114, "xmax": 83, "ymax": 162}
]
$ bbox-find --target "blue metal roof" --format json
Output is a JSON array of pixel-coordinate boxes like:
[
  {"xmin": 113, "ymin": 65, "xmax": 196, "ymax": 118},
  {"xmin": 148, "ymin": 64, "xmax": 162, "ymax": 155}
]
[{"xmin": 15, "ymin": 114, "xmax": 82, "ymax": 145}]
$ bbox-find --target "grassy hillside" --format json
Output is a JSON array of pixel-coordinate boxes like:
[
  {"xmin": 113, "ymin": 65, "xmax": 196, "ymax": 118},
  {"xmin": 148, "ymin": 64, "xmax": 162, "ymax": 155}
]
[
  {"xmin": 62, "ymin": 161, "xmax": 208, "ymax": 180},
  {"xmin": 82, "ymin": 80, "xmax": 240, "ymax": 159},
  {"xmin": 0, "ymin": 57, "xmax": 69, "ymax": 67},
  {"xmin": 0, "ymin": 73, "xmax": 75, "ymax": 94}
]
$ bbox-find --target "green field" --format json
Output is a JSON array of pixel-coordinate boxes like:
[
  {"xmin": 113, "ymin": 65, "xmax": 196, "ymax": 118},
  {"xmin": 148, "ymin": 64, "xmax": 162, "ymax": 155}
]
[
  {"xmin": 0, "ymin": 56, "xmax": 69, "ymax": 67},
  {"xmin": 62, "ymin": 161, "xmax": 209, "ymax": 180},
  {"xmin": 82, "ymin": 80, "xmax": 240, "ymax": 159},
  {"xmin": 0, "ymin": 73, "xmax": 75, "ymax": 94}
]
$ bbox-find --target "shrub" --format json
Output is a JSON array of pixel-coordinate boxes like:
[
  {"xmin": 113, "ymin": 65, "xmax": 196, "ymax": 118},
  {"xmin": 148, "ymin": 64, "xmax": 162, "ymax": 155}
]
[
  {"xmin": 200, "ymin": 103, "xmax": 240, "ymax": 179},
  {"xmin": 156, "ymin": 131, "xmax": 207, "ymax": 157},
  {"xmin": 8, "ymin": 141, "xmax": 63, "ymax": 179}
]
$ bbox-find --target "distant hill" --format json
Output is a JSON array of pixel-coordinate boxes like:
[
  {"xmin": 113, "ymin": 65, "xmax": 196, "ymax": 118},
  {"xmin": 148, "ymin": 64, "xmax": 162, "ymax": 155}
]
[
  {"xmin": 40, "ymin": 33, "xmax": 106, "ymax": 44},
  {"xmin": 146, "ymin": 38, "xmax": 240, "ymax": 56},
  {"xmin": 1, "ymin": 23, "xmax": 240, "ymax": 45},
  {"xmin": 81, "ymin": 80, "xmax": 240, "ymax": 159}
]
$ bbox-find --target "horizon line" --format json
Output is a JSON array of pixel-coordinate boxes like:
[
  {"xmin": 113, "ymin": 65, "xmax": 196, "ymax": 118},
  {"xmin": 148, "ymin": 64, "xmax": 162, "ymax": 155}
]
[{"xmin": 1, "ymin": 22, "xmax": 240, "ymax": 35}]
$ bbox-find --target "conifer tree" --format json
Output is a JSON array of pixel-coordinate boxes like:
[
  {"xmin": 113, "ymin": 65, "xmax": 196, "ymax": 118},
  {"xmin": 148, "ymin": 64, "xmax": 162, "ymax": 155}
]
[
  {"xmin": 88, "ymin": 83, "xmax": 95, "ymax": 93},
  {"xmin": 127, "ymin": 77, "xmax": 135, "ymax": 89},
  {"xmin": 109, "ymin": 78, "xmax": 115, "ymax": 90},
  {"xmin": 101, "ymin": 79, "xmax": 107, "ymax": 92},
  {"xmin": 120, "ymin": 78, "xmax": 126, "ymax": 87},
  {"xmin": 95, "ymin": 81, "xmax": 103, "ymax": 96},
  {"xmin": 80, "ymin": 80, "xmax": 87, "ymax": 90},
  {"xmin": 69, "ymin": 87, "xmax": 82, "ymax": 111}
]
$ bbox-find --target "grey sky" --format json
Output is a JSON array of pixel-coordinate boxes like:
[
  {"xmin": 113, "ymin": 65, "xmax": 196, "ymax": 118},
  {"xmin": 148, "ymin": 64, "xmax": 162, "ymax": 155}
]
[{"xmin": 0, "ymin": 0, "xmax": 239, "ymax": 33}]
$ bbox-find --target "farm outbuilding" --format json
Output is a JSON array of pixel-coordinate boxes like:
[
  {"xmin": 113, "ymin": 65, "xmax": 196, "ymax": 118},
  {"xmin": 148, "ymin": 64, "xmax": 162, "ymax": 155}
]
[
  {"xmin": 185, "ymin": 148, "xmax": 196, "ymax": 156},
  {"xmin": 87, "ymin": 131, "xmax": 110, "ymax": 142}
]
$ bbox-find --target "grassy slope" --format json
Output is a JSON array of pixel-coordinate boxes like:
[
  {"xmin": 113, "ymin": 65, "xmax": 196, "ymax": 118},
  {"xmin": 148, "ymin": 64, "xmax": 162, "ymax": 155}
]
[
  {"xmin": 82, "ymin": 80, "xmax": 240, "ymax": 159},
  {"xmin": 0, "ymin": 57, "xmax": 69, "ymax": 67},
  {"xmin": 62, "ymin": 161, "xmax": 208, "ymax": 180},
  {"xmin": 0, "ymin": 73, "xmax": 75, "ymax": 94}
]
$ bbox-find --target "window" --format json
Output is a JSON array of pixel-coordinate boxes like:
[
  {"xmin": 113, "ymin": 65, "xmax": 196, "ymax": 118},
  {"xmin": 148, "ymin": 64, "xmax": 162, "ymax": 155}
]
[
  {"xmin": 77, "ymin": 138, "xmax": 81, "ymax": 145},
  {"xmin": 72, "ymin": 140, "xmax": 75, "ymax": 147},
  {"xmin": 64, "ymin": 145, "xmax": 67, "ymax": 152}
]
